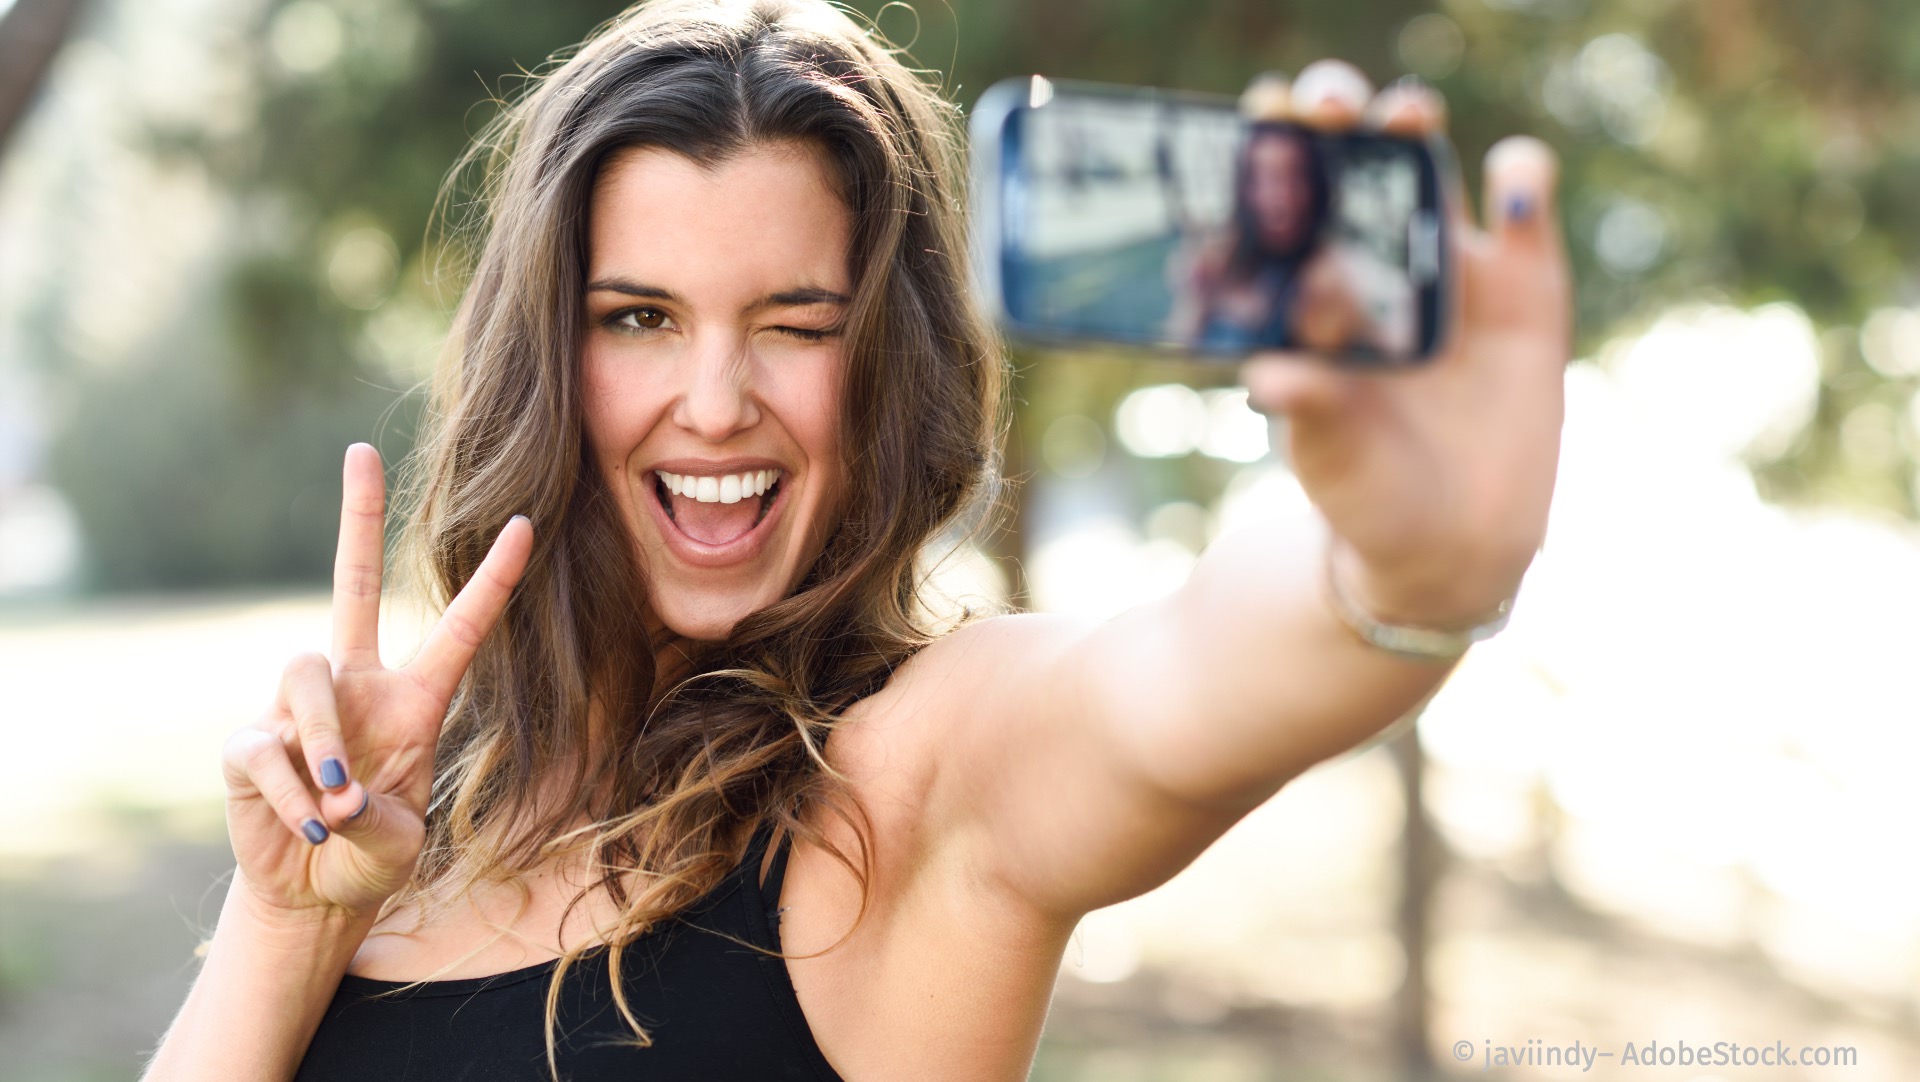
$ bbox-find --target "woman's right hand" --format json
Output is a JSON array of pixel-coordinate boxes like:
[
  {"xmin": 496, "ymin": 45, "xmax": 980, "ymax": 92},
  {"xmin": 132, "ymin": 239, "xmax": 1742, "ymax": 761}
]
[{"xmin": 220, "ymin": 443, "xmax": 533, "ymax": 923}]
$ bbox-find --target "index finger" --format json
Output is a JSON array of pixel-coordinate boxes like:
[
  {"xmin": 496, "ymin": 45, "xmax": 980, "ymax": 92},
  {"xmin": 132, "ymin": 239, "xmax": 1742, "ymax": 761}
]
[
  {"xmin": 404, "ymin": 515, "xmax": 534, "ymax": 705},
  {"xmin": 332, "ymin": 443, "xmax": 387, "ymax": 668}
]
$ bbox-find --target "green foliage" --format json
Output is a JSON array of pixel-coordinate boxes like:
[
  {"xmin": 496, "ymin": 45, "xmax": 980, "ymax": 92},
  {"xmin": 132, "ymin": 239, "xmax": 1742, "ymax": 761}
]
[
  {"xmin": 46, "ymin": 287, "xmax": 420, "ymax": 591},
  {"xmin": 45, "ymin": 0, "xmax": 1920, "ymax": 593}
]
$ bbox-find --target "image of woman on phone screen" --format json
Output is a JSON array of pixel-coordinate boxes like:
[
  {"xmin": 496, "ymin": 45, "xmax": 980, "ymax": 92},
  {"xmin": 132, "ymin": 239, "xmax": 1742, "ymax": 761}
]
[
  {"xmin": 1169, "ymin": 108, "xmax": 1420, "ymax": 357},
  {"xmin": 142, "ymin": 1, "xmax": 1570, "ymax": 1079}
]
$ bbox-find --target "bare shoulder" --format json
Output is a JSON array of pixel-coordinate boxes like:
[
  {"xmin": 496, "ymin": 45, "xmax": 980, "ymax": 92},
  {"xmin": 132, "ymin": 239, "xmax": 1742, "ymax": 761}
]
[
  {"xmin": 828, "ymin": 612, "xmax": 1103, "ymax": 903},
  {"xmin": 778, "ymin": 615, "xmax": 1096, "ymax": 1078},
  {"xmin": 891, "ymin": 611, "xmax": 1099, "ymax": 693},
  {"xmin": 797, "ymin": 613, "xmax": 1102, "ymax": 866},
  {"xmin": 838, "ymin": 612, "xmax": 1098, "ymax": 767}
]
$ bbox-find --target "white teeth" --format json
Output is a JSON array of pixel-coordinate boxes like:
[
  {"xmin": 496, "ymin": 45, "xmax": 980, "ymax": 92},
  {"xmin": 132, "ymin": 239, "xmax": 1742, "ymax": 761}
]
[{"xmin": 655, "ymin": 469, "xmax": 783, "ymax": 504}]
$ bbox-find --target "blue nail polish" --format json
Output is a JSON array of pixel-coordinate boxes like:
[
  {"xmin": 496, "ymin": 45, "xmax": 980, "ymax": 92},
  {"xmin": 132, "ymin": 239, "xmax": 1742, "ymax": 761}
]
[
  {"xmin": 1507, "ymin": 194, "xmax": 1534, "ymax": 223},
  {"xmin": 302, "ymin": 818, "xmax": 330, "ymax": 845},
  {"xmin": 320, "ymin": 757, "xmax": 347, "ymax": 789},
  {"xmin": 347, "ymin": 788, "xmax": 371, "ymax": 821}
]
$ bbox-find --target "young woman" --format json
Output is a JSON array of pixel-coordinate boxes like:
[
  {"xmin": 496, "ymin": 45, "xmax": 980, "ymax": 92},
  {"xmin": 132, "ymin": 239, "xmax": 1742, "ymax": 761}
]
[
  {"xmin": 1171, "ymin": 122, "xmax": 1335, "ymax": 351},
  {"xmin": 1169, "ymin": 116, "xmax": 1417, "ymax": 358},
  {"xmin": 143, "ymin": 0, "xmax": 1569, "ymax": 1078}
]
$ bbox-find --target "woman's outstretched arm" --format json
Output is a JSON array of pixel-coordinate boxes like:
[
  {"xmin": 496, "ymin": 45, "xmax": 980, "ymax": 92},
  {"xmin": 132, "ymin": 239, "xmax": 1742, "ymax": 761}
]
[{"xmin": 918, "ymin": 63, "xmax": 1569, "ymax": 922}]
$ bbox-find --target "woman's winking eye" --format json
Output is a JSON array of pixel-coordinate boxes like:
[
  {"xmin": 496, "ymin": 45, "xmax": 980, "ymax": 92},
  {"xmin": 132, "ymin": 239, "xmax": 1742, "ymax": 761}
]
[{"xmin": 775, "ymin": 324, "xmax": 840, "ymax": 343}]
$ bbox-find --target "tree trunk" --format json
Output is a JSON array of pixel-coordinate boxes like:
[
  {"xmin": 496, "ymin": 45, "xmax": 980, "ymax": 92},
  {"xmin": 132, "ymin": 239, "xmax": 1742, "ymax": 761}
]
[
  {"xmin": 1392, "ymin": 717, "xmax": 1440, "ymax": 1080},
  {"xmin": 0, "ymin": 0, "xmax": 89, "ymax": 159}
]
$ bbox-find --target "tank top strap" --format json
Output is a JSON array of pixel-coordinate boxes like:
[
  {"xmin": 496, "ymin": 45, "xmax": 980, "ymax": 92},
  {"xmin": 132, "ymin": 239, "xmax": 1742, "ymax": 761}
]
[{"xmin": 752, "ymin": 818, "xmax": 795, "ymax": 928}]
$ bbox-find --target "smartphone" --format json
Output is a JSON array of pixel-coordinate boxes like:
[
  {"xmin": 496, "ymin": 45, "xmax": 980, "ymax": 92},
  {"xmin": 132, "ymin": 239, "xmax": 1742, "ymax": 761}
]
[{"xmin": 969, "ymin": 75, "xmax": 1453, "ymax": 365}]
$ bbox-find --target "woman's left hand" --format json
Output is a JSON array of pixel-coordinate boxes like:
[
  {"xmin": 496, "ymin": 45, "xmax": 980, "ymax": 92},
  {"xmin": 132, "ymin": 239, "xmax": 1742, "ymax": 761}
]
[{"xmin": 1239, "ymin": 63, "xmax": 1571, "ymax": 627}]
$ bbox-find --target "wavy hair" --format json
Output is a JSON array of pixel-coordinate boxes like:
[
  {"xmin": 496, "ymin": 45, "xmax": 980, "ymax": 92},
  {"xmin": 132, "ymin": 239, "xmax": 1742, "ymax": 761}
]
[
  {"xmin": 380, "ymin": 0, "xmax": 1005, "ymax": 1071},
  {"xmin": 1226, "ymin": 122, "xmax": 1332, "ymax": 276}
]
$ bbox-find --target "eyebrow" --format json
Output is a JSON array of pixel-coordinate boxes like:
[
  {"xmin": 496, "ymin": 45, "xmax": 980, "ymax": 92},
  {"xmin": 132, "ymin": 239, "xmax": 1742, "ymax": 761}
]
[{"xmin": 584, "ymin": 277, "xmax": 851, "ymax": 312}]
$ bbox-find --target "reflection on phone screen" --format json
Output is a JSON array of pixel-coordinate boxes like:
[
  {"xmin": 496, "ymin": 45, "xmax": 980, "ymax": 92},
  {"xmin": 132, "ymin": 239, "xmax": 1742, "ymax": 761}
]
[{"xmin": 1001, "ymin": 95, "xmax": 1440, "ymax": 361}]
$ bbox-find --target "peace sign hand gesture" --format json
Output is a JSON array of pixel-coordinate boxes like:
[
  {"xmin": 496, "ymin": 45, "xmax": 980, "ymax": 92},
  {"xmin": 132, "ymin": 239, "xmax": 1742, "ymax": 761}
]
[{"xmin": 220, "ymin": 444, "xmax": 532, "ymax": 924}]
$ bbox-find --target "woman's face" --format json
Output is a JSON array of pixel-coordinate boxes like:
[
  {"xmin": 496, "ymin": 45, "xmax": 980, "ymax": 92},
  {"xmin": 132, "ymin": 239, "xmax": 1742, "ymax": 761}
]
[
  {"xmin": 581, "ymin": 141, "xmax": 852, "ymax": 644},
  {"xmin": 1246, "ymin": 132, "xmax": 1314, "ymax": 250}
]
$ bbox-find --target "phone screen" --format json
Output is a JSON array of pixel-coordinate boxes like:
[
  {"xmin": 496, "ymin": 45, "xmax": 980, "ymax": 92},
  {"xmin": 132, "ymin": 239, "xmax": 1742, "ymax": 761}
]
[{"xmin": 981, "ymin": 79, "xmax": 1448, "ymax": 363}]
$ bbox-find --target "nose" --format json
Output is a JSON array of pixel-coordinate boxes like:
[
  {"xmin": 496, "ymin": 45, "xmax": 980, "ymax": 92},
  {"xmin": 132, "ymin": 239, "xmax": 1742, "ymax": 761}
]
[{"xmin": 671, "ymin": 334, "xmax": 760, "ymax": 442}]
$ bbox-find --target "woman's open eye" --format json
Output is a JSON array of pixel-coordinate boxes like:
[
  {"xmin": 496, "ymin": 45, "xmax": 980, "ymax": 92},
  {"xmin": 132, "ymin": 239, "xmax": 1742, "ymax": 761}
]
[{"xmin": 605, "ymin": 306, "xmax": 674, "ymax": 334}]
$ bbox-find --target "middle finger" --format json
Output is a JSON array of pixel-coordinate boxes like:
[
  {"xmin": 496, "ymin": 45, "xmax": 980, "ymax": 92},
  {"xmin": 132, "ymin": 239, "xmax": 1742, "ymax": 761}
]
[{"xmin": 1287, "ymin": 59, "xmax": 1375, "ymax": 131}]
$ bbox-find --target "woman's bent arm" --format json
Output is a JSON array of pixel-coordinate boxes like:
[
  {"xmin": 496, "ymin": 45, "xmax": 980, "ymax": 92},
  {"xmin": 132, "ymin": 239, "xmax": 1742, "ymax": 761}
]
[
  {"xmin": 141, "ymin": 445, "xmax": 532, "ymax": 1078},
  {"xmin": 141, "ymin": 875, "xmax": 375, "ymax": 1081}
]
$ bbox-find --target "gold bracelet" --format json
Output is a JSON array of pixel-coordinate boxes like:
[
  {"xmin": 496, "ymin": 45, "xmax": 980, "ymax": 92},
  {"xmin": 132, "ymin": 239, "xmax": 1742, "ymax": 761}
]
[{"xmin": 1321, "ymin": 539, "xmax": 1514, "ymax": 663}]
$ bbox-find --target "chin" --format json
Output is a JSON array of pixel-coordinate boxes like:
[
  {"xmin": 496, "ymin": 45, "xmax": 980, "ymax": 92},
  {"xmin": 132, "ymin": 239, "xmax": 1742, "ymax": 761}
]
[{"xmin": 649, "ymin": 585, "xmax": 781, "ymax": 645}]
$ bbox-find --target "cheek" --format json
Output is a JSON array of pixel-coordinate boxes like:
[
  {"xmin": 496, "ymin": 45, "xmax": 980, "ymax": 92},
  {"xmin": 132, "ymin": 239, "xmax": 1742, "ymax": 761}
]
[
  {"xmin": 761, "ymin": 353, "xmax": 846, "ymax": 465},
  {"xmin": 799, "ymin": 384, "xmax": 844, "ymax": 465},
  {"xmin": 580, "ymin": 351, "xmax": 656, "ymax": 472},
  {"xmin": 801, "ymin": 369, "xmax": 849, "ymax": 486},
  {"xmin": 760, "ymin": 358, "xmax": 848, "ymax": 536}
]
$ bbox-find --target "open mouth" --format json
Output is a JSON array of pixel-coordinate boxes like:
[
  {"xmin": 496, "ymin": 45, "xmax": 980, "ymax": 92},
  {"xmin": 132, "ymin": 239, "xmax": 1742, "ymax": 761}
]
[{"xmin": 653, "ymin": 469, "xmax": 782, "ymax": 548}]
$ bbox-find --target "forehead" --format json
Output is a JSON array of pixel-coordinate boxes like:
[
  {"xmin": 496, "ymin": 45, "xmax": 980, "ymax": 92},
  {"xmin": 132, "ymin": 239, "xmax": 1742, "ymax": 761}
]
[{"xmin": 586, "ymin": 141, "xmax": 853, "ymax": 297}]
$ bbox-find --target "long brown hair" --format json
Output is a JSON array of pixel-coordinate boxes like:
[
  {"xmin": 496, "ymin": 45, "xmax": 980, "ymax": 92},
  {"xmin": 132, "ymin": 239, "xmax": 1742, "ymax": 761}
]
[{"xmin": 383, "ymin": 0, "xmax": 1006, "ymax": 1069}]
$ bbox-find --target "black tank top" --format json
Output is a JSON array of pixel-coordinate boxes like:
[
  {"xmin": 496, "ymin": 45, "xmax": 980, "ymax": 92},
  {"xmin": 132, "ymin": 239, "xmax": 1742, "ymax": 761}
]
[{"xmin": 293, "ymin": 821, "xmax": 844, "ymax": 1080}]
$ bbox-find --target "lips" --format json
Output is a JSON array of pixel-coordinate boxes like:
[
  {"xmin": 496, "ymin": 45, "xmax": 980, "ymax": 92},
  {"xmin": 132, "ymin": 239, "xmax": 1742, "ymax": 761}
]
[
  {"xmin": 654, "ymin": 470, "xmax": 781, "ymax": 546},
  {"xmin": 642, "ymin": 464, "xmax": 789, "ymax": 568}
]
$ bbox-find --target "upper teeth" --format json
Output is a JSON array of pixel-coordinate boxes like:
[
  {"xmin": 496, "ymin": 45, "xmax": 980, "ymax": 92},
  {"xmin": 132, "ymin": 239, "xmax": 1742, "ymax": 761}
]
[{"xmin": 656, "ymin": 469, "xmax": 781, "ymax": 504}]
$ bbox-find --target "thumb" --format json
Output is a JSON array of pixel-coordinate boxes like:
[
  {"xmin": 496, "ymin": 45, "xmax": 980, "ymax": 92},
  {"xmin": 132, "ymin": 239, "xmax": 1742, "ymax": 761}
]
[
  {"xmin": 1241, "ymin": 350, "xmax": 1360, "ymax": 419},
  {"xmin": 1481, "ymin": 135, "xmax": 1564, "ymax": 263},
  {"xmin": 328, "ymin": 785, "xmax": 426, "ymax": 880},
  {"xmin": 326, "ymin": 781, "xmax": 385, "ymax": 841},
  {"xmin": 1476, "ymin": 136, "xmax": 1571, "ymax": 335}
]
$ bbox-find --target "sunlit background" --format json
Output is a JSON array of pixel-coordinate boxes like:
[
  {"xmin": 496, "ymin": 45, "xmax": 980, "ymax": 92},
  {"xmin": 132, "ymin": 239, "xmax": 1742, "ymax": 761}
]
[{"xmin": 3, "ymin": 0, "xmax": 1919, "ymax": 1080}]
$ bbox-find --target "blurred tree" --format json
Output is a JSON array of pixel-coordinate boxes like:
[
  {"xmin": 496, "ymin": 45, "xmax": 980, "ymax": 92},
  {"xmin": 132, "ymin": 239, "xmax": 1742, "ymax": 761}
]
[
  {"xmin": 0, "ymin": 0, "xmax": 88, "ymax": 155},
  {"xmin": 899, "ymin": 0, "xmax": 1920, "ymax": 514},
  {"xmin": 43, "ymin": 0, "xmax": 623, "ymax": 590},
  {"xmin": 44, "ymin": 280, "xmax": 421, "ymax": 591},
  {"xmin": 42, "ymin": 0, "xmax": 1920, "ymax": 547}
]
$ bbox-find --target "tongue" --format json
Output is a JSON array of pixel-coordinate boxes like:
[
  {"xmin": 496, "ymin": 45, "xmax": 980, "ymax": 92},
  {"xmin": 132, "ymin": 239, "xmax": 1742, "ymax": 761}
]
[{"xmin": 670, "ymin": 493, "xmax": 761, "ymax": 546}]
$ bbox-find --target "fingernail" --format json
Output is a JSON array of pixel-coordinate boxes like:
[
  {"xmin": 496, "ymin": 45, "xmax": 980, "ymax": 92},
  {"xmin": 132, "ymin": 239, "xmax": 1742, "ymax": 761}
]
[
  {"xmin": 1506, "ymin": 194, "xmax": 1535, "ymax": 224},
  {"xmin": 301, "ymin": 818, "xmax": 330, "ymax": 845},
  {"xmin": 510, "ymin": 514, "xmax": 530, "ymax": 527},
  {"xmin": 319, "ymin": 757, "xmax": 347, "ymax": 789},
  {"xmin": 346, "ymin": 788, "xmax": 371, "ymax": 822}
]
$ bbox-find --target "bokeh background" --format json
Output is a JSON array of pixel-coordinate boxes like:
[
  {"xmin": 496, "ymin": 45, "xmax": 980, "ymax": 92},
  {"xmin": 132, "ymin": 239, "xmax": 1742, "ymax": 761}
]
[{"xmin": 3, "ymin": 0, "xmax": 1919, "ymax": 1079}]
